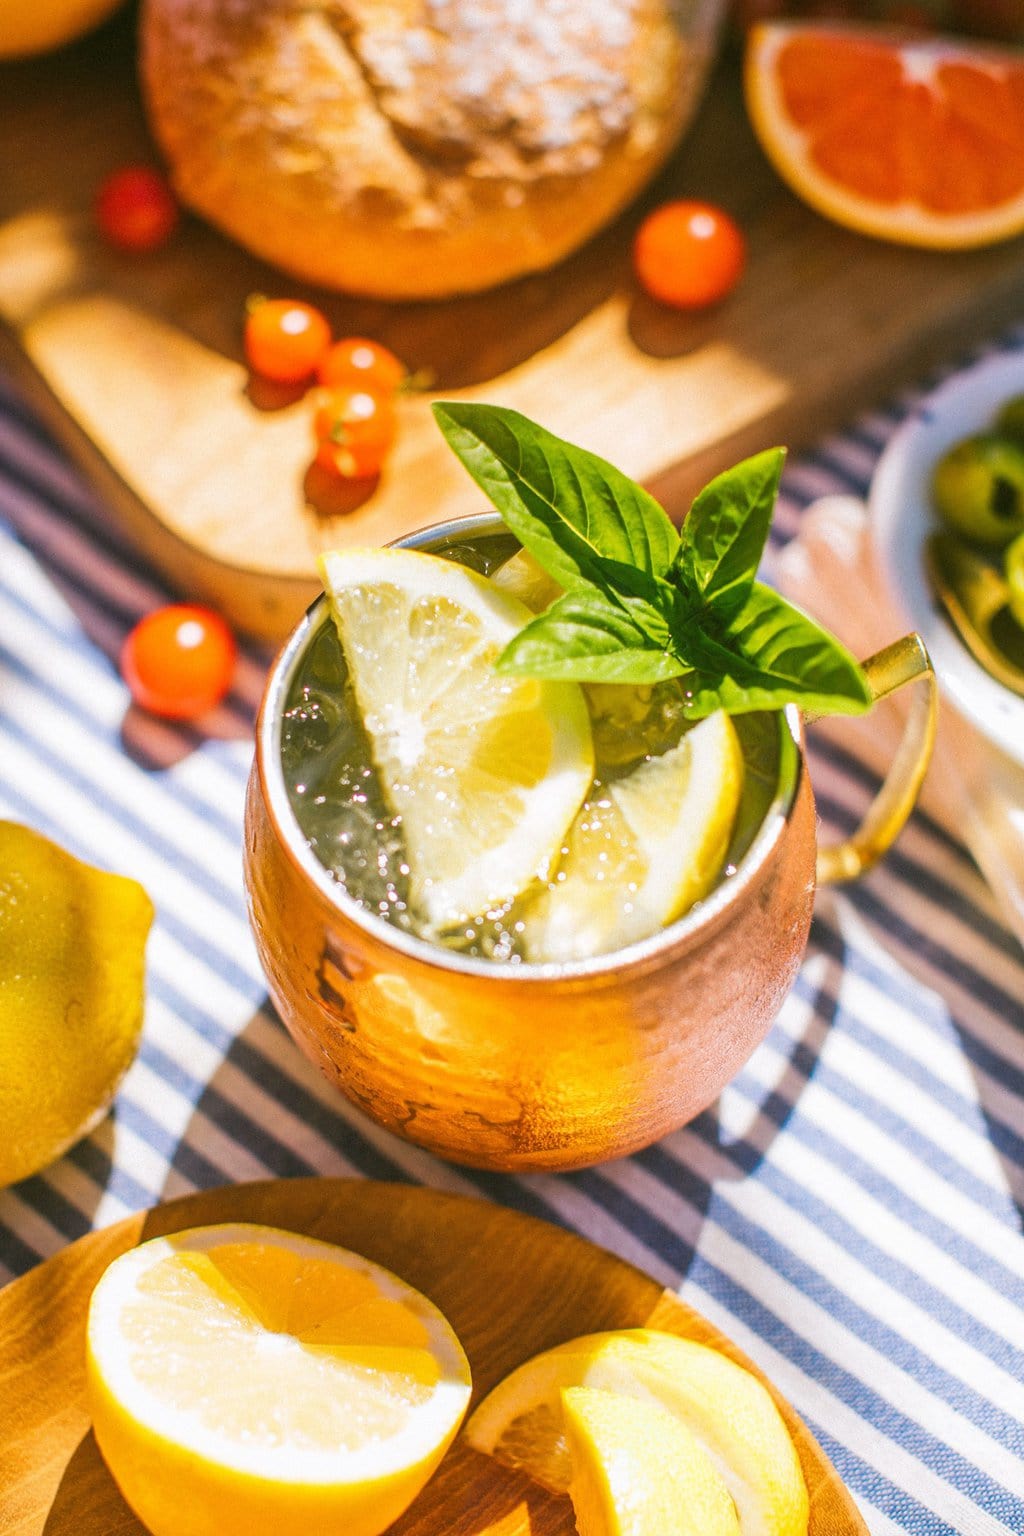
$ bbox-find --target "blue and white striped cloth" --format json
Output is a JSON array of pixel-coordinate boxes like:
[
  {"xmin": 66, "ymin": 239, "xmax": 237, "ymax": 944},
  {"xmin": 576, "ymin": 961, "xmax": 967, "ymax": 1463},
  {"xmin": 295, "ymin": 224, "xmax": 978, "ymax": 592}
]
[{"xmin": 2, "ymin": 336, "xmax": 1023, "ymax": 1536}]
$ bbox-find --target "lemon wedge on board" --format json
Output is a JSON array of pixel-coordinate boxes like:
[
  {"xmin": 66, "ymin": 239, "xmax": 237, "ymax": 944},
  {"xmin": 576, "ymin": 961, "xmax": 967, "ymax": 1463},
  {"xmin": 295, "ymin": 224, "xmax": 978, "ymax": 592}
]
[
  {"xmin": 86, "ymin": 1222, "xmax": 472, "ymax": 1536},
  {"xmin": 562, "ymin": 1385, "xmax": 741, "ymax": 1536},
  {"xmin": 465, "ymin": 1328, "xmax": 808, "ymax": 1536}
]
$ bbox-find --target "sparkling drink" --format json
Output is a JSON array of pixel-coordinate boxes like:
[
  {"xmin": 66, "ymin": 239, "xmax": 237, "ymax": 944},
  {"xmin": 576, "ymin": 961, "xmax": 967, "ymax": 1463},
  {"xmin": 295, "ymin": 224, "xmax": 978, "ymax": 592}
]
[{"xmin": 280, "ymin": 524, "xmax": 783, "ymax": 966}]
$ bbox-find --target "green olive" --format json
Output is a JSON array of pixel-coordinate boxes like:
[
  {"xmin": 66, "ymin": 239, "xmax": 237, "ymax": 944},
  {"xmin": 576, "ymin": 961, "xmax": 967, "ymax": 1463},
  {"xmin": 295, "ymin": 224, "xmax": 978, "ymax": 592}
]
[
  {"xmin": 931, "ymin": 433, "xmax": 1024, "ymax": 548},
  {"xmin": 1006, "ymin": 530, "xmax": 1024, "ymax": 629},
  {"xmin": 994, "ymin": 394, "xmax": 1024, "ymax": 444}
]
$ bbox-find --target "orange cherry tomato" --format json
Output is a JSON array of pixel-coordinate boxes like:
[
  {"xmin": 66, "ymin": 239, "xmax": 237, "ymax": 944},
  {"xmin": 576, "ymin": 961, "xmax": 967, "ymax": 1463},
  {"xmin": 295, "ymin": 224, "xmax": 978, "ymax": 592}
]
[
  {"xmin": 313, "ymin": 388, "xmax": 398, "ymax": 480},
  {"xmin": 96, "ymin": 166, "xmax": 179, "ymax": 253},
  {"xmin": 317, "ymin": 337, "xmax": 406, "ymax": 395},
  {"xmin": 633, "ymin": 200, "xmax": 746, "ymax": 310},
  {"xmin": 244, "ymin": 298, "xmax": 332, "ymax": 384},
  {"xmin": 121, "ymin": 605, "xmax": 237, "ymax": 720}
]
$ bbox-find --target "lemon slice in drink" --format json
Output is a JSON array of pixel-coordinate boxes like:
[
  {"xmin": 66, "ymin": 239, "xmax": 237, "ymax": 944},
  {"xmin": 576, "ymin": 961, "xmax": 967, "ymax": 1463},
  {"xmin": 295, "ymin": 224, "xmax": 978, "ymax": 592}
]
[
  {"xmin": 562, "ymin": 1386, "xmax": 741, "ymax": 1536},
  {"xmin": 490, "ymin": 547, "xmax": 563, "ymax": 613},
  {"xmin": 86, "ymin": 1223, "xmax": 472, "ymax": 1536},
  {"xmin": 465, "ymin": 1328, "xmax": 809, "ymax": 1536},
  {"xmin": 519, "ymin": 710, "xmax": 743, "ymax": 963},
  {"xmin": 319, "ymin": 547, "xmax": 593, "ymax": 931}
]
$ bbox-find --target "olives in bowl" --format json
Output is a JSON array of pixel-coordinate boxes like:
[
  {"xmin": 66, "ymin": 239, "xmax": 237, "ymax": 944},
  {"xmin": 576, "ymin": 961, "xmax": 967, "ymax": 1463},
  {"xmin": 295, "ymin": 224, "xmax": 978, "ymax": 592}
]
[
  {"xmin": 1007, "ymin": 531, "xmax": 1024, "ymax": 628},
  {"xmin": 870, "ymin": 350, "xmax": 1024, "ymax": 766},
  {"xmin": 929, "ymin": 394, "xmax": 1024, "ymax": 694},
  {"xmin": 931, "ymin": 431, "xmax": 1024, "ymax": 547}
]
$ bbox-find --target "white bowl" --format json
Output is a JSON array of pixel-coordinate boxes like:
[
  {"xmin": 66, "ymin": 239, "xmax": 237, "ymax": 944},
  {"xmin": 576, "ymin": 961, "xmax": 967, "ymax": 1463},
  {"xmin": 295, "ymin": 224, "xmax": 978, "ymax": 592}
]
[{"xmin": 869, "ymin": 348, "xmax": 1024, "ymax": 768}]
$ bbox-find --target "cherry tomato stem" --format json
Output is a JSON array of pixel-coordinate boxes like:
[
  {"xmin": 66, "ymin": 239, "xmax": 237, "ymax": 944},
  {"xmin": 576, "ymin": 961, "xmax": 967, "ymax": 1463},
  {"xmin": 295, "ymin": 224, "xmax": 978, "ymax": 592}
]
[{"xmin": 313, "ymin": 388, "xmax": 398, "ymax": 480}]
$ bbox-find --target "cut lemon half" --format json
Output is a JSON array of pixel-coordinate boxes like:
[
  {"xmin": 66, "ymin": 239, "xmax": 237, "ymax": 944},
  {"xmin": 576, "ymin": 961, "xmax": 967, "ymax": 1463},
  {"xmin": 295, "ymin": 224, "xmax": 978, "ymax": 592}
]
[
  {"xmin": 319, "ymin": 547, "xmax": 593, "ymax": 931},
  {"xmin": 745, "ymin": 21, "xmax": 1024, "ymax": 250},
  {"xmin": 86, "ymin": 1223, "xmax": 472, "ymax": 1536},
  {"xmin": 465, "ymin": 1328, "xmax": 809, "ymax": 1536},
  {"xmin": 562, "ymin": 1385, "xmax": 741, "ymax": 1536},
  {"xmin": 519, "ymin": 710, "xmax": 743, "ymax": 963}
]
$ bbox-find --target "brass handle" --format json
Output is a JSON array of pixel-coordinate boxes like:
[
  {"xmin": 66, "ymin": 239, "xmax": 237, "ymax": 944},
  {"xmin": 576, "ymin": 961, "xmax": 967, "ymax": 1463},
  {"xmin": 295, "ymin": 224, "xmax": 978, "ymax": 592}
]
[{"xmin": 815, "ymin": 633, "xmax": 939, "ymax": 886}]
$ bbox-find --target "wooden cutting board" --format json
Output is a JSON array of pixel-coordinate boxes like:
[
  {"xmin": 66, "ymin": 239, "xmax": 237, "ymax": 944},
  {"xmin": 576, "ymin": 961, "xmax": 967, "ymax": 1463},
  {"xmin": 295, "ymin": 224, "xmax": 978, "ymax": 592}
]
[
  {"xmin": 2, "ymin": 9, "xmax": 1024, "ymax": 639},
  {"xmin": 0, "ymin": 1177, "xmax": 868, "ymax": 1535}
]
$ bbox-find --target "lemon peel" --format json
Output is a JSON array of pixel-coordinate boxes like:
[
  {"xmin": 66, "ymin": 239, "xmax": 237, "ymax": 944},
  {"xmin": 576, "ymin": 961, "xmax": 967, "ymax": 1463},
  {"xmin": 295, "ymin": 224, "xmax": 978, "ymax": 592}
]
[
  {"xmin": 0, "ymin": 820, "xmax": 153, "ymax": 1187},
  {"xmin": 563, "ymin": 1385, "xmax": 741, "ymax": 1536}
]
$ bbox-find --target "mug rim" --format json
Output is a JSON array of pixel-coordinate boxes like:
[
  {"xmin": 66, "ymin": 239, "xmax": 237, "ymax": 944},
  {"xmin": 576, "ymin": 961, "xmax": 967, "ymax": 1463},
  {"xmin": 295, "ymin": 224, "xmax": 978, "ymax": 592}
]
[{"xmin": 255, "ymin": 513, "xmax": 805, "ymax": 982}]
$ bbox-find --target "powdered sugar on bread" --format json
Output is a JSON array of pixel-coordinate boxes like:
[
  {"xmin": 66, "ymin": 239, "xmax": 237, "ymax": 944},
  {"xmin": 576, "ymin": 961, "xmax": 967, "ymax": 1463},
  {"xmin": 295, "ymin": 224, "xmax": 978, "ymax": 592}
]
[{"xmin": 140, "ymin": 0, "xmax": 718, "ymax": 296}]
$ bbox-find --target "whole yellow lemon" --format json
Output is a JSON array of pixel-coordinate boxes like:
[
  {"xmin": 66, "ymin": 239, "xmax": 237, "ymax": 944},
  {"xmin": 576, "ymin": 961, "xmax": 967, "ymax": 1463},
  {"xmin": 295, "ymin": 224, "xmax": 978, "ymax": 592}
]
[
  {"xmin": 0, "ymin": 0, "xmax": 127, "ymax": 59},
  {"xmin": 0, "ymin": 820, "xmax": 154, "ymax": 1187}
]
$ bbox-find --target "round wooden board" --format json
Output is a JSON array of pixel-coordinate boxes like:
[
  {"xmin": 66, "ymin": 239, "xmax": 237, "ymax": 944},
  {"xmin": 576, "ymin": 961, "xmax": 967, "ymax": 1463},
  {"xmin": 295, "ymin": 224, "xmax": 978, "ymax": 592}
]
[{"xmin": 1, "ymin": 1178, "xmax": 868, "ymax": 1535}]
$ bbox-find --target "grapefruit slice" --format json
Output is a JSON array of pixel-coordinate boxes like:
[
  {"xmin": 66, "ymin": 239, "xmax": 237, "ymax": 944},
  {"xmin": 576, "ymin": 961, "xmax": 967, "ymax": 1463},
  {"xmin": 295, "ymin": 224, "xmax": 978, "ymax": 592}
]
[{"xmin": 745, "ymin": 21, "xmax": 1024, "ymax": 249}]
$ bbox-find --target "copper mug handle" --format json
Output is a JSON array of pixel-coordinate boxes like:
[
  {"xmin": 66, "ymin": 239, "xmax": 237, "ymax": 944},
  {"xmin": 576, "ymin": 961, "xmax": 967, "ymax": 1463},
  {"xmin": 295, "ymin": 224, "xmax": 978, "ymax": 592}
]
[{"xmin": 815, "ymin": 633, "xmax": 939, "ymax": 885}]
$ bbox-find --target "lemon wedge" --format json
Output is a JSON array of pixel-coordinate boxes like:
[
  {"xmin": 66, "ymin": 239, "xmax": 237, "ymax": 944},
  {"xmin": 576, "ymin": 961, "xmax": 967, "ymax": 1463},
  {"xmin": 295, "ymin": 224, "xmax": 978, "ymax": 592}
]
[
  {"xmin": 490, "ymin": 547, "xmax": 564, "ymax": 613},
  {"xmin": 519, "ymin": 711, "xmax": 743, "ymax": 962},
  {"xmin": 562, "ymin": 1385, "xmax": 741, "ymax": 1536},
  {"xmin": 465, "ymin": 1328, "xmax": 809, "ymax": 1536},
  {"xmin": 86, "ymin": 1223, "xmax": 472, "ymax": 1536},
  {"xmin": 319, "ymin": 547, "xmax": 593, "ymax": 931}
]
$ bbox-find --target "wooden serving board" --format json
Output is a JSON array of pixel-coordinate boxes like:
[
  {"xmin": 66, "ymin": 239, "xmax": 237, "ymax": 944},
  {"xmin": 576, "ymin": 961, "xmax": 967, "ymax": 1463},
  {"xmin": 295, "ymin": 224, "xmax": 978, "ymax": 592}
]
[
  {"xmin": 3, "ymin": 11, "xmax": 1024, "ymax": 639},
  {"xmin": 0, "ymin": 1178, "xmax": 867, "ymax": 1535}
]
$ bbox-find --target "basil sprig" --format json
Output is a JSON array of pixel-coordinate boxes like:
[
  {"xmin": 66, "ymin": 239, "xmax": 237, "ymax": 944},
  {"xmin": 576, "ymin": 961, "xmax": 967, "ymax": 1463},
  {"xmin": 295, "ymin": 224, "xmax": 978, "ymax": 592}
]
[{"xmin": 432, "ymin": 402, "xmax": 872, "ymax": 718}]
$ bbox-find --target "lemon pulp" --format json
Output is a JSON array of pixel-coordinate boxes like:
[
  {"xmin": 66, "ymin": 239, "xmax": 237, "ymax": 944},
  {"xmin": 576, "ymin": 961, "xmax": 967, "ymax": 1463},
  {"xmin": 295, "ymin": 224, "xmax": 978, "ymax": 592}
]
[{"xmin": 86, "ymin": 1222, "xmax": 472, "ymax": 1536}]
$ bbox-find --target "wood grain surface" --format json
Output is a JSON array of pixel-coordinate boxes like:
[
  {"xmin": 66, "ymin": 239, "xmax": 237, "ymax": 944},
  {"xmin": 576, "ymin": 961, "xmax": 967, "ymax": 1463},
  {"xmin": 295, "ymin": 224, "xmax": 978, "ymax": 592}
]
[
  {"xmin": 0, "ymin": 1179, "xmax": 867, "ymax": 1536},
  {"xmin": 3, "ymin": 10, "xmax": 1023, "ymax": 638}
]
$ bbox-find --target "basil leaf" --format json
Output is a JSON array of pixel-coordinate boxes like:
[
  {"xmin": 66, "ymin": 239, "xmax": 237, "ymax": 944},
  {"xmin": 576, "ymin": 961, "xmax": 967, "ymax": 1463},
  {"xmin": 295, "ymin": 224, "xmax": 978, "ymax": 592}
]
[
  {"xmin": 496, "ymin": 590, "xmax": 688, "ymax": 684},
  {"xmin": 673, "ymin": 449, "xmax": 785, "ymax": 624},
  {"xmin": 431, "ymin": 402, "xmax": 876, "ymax": 723},
  {"xmin": 433, "ymin": 402, "xmax": 679, "ymax": 591},
  {"xmin": 680, "ymin": 583, "xmax": 872, "ymax": 716}
]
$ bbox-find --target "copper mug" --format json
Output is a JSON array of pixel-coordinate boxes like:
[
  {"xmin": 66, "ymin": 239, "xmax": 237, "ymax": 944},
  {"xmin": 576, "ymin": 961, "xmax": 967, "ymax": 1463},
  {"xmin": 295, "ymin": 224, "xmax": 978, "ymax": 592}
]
[{"xmin": 243, "ymin": 514, "xmax": 937, "ymax": 1173}]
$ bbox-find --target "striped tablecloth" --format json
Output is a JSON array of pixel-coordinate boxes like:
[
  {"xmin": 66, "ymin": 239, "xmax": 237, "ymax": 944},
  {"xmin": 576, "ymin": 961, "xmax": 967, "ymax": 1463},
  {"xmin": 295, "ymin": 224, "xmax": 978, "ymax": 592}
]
[{"xmin": 2, "ymin": 337, "xmax": 1023, "ymax": 1536}]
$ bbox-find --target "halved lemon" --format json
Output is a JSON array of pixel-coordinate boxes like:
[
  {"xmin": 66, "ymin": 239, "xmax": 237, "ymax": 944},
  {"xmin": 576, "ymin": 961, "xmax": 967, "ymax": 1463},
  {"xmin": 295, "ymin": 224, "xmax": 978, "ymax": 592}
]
[
  {"xmin": 562, "ymin": 1385, "xmax": 741, "ymax": 1536},
  {"xmin": 745, "ymin": 21, "xmax": 1024, "ymax": 249},
  {"xmin": 0, "ymin": 0, "xmax": 125, "ymax": 57},
  {"xmin": 518, "ymin": 710, "xmax": 743, "ymax": 963},
  {"xmin": 319, "ymin": 547, "xmax": 593, "ymax": 932},
  {"xmin": 465, "ymin": 1328, "xmax": 809, "ymax": 1536},
  {"xmin": 86, "ymin": 1223, "xmax": 472, "ymax": 1536}
]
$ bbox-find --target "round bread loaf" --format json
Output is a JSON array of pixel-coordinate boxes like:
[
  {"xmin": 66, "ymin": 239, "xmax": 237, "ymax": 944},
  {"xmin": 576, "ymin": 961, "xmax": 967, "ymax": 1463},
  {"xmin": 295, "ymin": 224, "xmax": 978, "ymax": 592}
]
[{"xmin": 139, "ymin": 0, "xmax": 719, "ymax": 298}]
